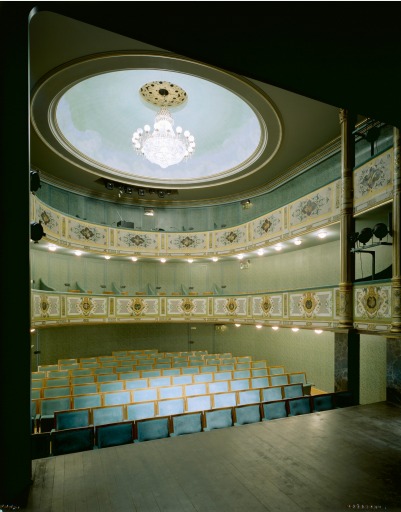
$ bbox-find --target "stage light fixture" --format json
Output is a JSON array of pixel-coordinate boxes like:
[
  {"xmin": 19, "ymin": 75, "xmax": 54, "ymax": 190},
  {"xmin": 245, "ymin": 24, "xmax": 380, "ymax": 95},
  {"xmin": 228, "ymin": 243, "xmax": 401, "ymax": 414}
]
[
  {"xmin": 372, "ymin": 223, "xmax": 388, "ymax": 240},
  {"xmin": 30, "ymin": 221, "xmax": 45, "ymax": 243},
  {"xmin": 105, "ymin": 181, "xmax": 114, "ymax": 190},
  {"xmin": 30, "ymin": 170, "xmax": 41, "ymax": 192},
  {"xmin": 357, "ymin": 227, "xmax": 373, "ymax": 245}
]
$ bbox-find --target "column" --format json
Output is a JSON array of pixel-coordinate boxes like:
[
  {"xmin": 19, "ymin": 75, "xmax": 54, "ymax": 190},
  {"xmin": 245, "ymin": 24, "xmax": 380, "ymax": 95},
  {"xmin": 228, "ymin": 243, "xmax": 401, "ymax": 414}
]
[
  {"xmin": 391, "ymin": 127, "xmax": 401, "ymax": 333},
  {"xmin": 338, "ymin": 108, "xmax": 357, "ymax": 328}
]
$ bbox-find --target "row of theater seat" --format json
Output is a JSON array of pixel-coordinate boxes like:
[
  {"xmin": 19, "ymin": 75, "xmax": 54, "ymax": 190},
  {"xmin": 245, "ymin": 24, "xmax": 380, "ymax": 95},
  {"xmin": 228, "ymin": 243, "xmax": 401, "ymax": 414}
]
[
  {"xmin": 32, "ymin": 381, "xmax": 310, "ymax": 433},
  {"xmin": 31, "ymin": 392, "xmax": 354, "ymax": 459}
]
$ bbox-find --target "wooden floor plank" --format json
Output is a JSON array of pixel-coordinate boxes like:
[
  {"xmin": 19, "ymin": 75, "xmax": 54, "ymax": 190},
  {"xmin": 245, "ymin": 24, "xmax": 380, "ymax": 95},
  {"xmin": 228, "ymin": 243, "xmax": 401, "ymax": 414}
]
[{"xmin": 26, "ymin": 403, "xmax": 401, "ymax": 512}]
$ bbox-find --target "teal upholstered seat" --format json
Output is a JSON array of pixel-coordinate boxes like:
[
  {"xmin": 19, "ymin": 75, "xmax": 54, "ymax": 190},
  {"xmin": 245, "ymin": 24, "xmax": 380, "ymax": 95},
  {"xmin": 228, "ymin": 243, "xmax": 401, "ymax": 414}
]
[
  {"xmin": 96, "ymin": 373, "xmax": 118, "ymax": 383},
  {"xmin": 132, "ymin": 388, "xmax": 158, "ymax": 402},
  {"xmin": 261, "ymin": 386, "xmax": 283, "ymax": 402},
  {"xmin": 162, "ymin": 368, "xmax": 181, "ymax": 376},
  {"xmin": 54, "ymin": 408, "xmax": 90, "ymax": 430},
  {"xmin": 135, "ymin": 417, "xmax": 170, "ymax": 442},
  {"xmin": 103, "ymin": 390, "xmax": 131, "ymax": 406},
  {"xmin": 212, "ymin": 392, "xmax": 236, "ymax": 409},
  {"xmin": 149, "ymin": 376, "xmax": 171, "ymax": 387},
  {"xmin": 262, "ymin": 400, "xmax": 288, "ymax": 420},
  {"xmin": 268, "ymin": 366, "xmax": 285, "ymax": 375},
  {"xmin": 269, "ymin": 374, "xmax": 289, "ymax": 386},
  {"xmin": 124, "ymin": 378, "xmax": 148, "ymax": 390},
  {"xmin": 31, "ymin": 379, "xmax": 44, "ymax": 389},
  {"xmin": 237, "ymin": 389, "xmax": 261, "ymax": 405},
  {"xmin": 126, "ymin": 402, "xmax": 156, "ymax": 421},
  {"xmin": 31, "ymin": 389, "xmax": 41, "ymax": 400},
  {"xmin": 72, "ymin": 383, "xmax": 98, "ymax": 395},
  {"xmin": 312, "ymin": 394, "xmax": 334, "ymax": 412},
  {"xmin": 158, "ymin": 398, "xmax": 185, "ymax": 416},
  {"xmin": 251, "ymin": 369, "xmax": 268, "ymax": 378},
  {"xmin": 208, "ymin": 381, "xmax": 229, "ymax": 394},
  {"xmin": 288, "ymin": 397, "xmax": 311, "ymax": 416},
  {"xmin": 218, "ymin": 364, "xmax": 234, "ymax": 371},
  {"xmin": 173, "ymin": 375, "xmax": 193, "ymax": 385},
  {"xmin": 47, "ymin": 370, "xmax": 70, "ymax": 379},
  {"xmin": 204, "ymin": 408, "xmax": 233, "ymax": 431},
  {"xmin": 171, "ymin": 412, "xmax": 202, "ymax": 436},
  {"xmin": 38, "ymin": 396, "xmax": 72, "ymax": 432},
  {"xmin": 118, "ymin": 371, "xmax": 140, "ymax": 380},
  {"xmin": 233, "ymin": 369, "xmax": 251, "ymax": 379},
  {"xmin": 234, "ymin": 404, "xmax": 261, "ymax": 425},
  {"xmin": 282, "ymin": 383, "xmax": 304, "ymax": 399},
  {"xmin": 158, "ymin": 385, "xmax": 183, "ymax": 400},
  {"xmin": 71, "ymin": 368, "xmax": 92, "ymax": 376},
  {"xmin": 93, "ymin": 405, "xmax": 124, "ymax": 426},
  {"xmin": 142, "ymin": 370, "xmax": 162, "ymax": 377},
  {"xmin": 235, "ymin": 362, "xmax": 251, "ymax": 370},
  {"xmin": 201, "ymin": 365, "xmax": 218, "ymax": 373},
  {"xmin": 46, "ymin": 378, "xmax": 70, "ymax": 387},
  {"xmin": 251, "ymin": 360, "xmax": 267, "ymax": 369},
  {"xmin": 186, "ymin": 394, "xmax": 212, "ymax": 412},
  {"xmin": 194, "ymin": 373, "xmax": 213, "ymax": 383},
  {"xmin": 185, "ymin": 383, "xmax": 207, "ymax": 396},
  {"xmin": 95, "ymin": 421, "xmax": 134, "ymax": 448},
  {"xmin": 71, "ymin": 375, "xmax": 96, "ymax": 385},
  {"xmin": 94, "ymin": 367, "xmax": 114, "ymax": 375},
  {"xmin": 251, "ymin": 376, "xmax": 269, "ymax": 388},
  {"xmin": 72, "ymin": 393, "xmax": 102, "ymax": 410},
  {"xmin": 99, "ymin": 381, "xmax": 124, "ymax": 392},
  {"xmin": 182, "ymin": 367, "xmax": 200, "ymax": 374},
  {"xmin": 51, "ymin": 426, "xmax": 94, "ymax": 455},
  {"xmin": 229, "ymin": 379, "xmax": 250, "ymax": 391}
]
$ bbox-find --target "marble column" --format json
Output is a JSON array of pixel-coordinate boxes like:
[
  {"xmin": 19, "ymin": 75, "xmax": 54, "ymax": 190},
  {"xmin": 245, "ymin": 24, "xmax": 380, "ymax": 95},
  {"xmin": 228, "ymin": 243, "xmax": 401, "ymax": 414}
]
[
  {"xmin": 338, "ymin": 108, "xmax": 356, "ymax": 328},
  {"xmin": 391, "ymin": 127, "xmax": 401, "ymax": 333}
]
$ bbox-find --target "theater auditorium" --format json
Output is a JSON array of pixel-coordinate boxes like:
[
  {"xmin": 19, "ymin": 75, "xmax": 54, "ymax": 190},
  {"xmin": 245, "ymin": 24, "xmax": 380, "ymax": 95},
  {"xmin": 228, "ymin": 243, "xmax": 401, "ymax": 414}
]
[{"xmin": 1, "ymin": 3, "xmax": 401, "ymax": 511}]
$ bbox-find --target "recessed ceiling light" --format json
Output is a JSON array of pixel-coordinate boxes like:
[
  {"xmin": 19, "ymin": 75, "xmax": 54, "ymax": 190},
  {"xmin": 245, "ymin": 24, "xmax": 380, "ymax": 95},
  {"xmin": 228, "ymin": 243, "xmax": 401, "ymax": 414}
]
[
  {"xmin": 315, "ymin": 329, "xmax": 323, "ymax": 334},
  {"xmin": 104, "ymin": 255, "xmax": 111, "ymax": 260},
  {"xmin": 256, "ymin": 324, "xmax": 263, "ymax": 329},
  {"xmin": 48, "ymin": 244, "xmax": 57, "ymax": 251},
  {"xmin": 131, "ymin": 257, "xmax": 138, "ymax": 262},
  {"xmin": 144, "ymin": 208, "xmax": 154, "ymax": 216},
  {"xmin": 292, "ymin": 327, "xmax": 299, "ymax": 332},
  {"xmin": 235, "ymin": 323, "xmax": 241, "ymax": 327},
  {"xmin": 187, "ymin": 258, "xmax": 193, "ymax": 263},
  {"xmin": 237, "ymin": 254, "xmax": 244, "ymax": 260},
  {"xmin": 317, "ymin": 231, "xmax": 327, "ymax": 239},
  {"xmin": 160, "ymin": 258, "xmax": 166, "ymax": 263},
  {"xmin": 294, "ymin": 239, "xmax": 302, "ymax": 245},
  {"xmin": 272, "ymin": 326, "xmax": 279, "ymax": 330},
  {"xmin": 274, "ymin": 244, "xmax": 282, "ymax": 251},
  {"xmin": 212, "ymin": 257, "xmax": 219, "ymax": 262},
  {"xmin": 74, "ymin": 250, "xmax": 82, "ymax": 256},
  {"xmin": 257, "ymin": 248, "xmax": 264, "ymax": 255}
]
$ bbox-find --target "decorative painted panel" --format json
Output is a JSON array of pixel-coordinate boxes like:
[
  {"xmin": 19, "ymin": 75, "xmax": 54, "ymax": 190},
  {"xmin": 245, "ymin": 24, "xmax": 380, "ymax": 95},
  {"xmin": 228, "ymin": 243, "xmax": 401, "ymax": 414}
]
[
  {"xmin": 116, "ymin": 297, "xmax": 159, "ymax": 317},
  {"xmin": 289, "ymin": 290, "xmax": 333, "ymax": 319},
  {"xmin": 34, "ymin": 202, "xmax": 62, "ymax": 237},
  {"xmin": 66, "ymin": 295, "xmax": 108, "ymax": 318},
  {"xmin": 354, "ymin": 284, "xmax": 392, "ymax": 321},
  {"xmin": 289, "ymin": 184, "xmax": 335, "ymax": 229},
  {"xmin": 353, "ymin": 149, "xmax": 393, "ymax": 213},
  {"xmin": 167, "ymin": 298, "xmax": 208, "ymax": 316},
  {"xmin": 67, "ymin": 219, "xmax": 108, "ymax": 248},
  {"xmin": 214, "ymin": 297, "xmax": 247, "ymax": 316},
  {"xmin": 167, "ymin": 233, "xmax": 208, "ymax": 252},
  {"xmin": 252, "ymin": 295, "xmax": 282, "ymax": 317},
  {"xmin": 214, "ymin": 226, "xmax": 248, "ymax": 251},
  {"xmin": 251, "ymin": 210, "xmax": 283, "ymax": 242},
  {"xmin": 116, "ymin": 230, "xmax": 159, "ymax": 251},
  {"xmin": 32, "ymin": 293, "xmax": 60, "ymax": 319},
  {"xmin": 30, "ymin": 288, "xmax": 392, "ymax": 331}
]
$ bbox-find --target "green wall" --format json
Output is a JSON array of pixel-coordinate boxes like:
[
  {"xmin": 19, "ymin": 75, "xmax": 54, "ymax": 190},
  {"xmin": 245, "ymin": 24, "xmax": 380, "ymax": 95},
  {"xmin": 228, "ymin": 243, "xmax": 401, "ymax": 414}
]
[
  {"xmin": 359, "ymin": 334, "xmax": 386, "ymax": 404},
  {"xmin": 31, "ymin": 239, "xmax": 341, "ymax": 295}
]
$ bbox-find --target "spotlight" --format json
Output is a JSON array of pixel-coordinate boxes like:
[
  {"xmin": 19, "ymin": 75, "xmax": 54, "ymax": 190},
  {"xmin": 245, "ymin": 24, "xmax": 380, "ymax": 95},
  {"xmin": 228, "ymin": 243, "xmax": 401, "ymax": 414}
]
[
  {"xmin": 30, "ymin": 221, "xmax": 45, "ymax": 243},
  {"xmin": 357, "ymin": 227, "xmax": 373, "ymax": 245},
  {"xmin": 158, "ymin": 190, "xmax": 165, "ymax": 198},
  {"xmin": 372, "ymin": 223, "xmax": 388, "ymax": 240},
  {"xmin": 124, "ymin": 186, "xmax": 133, "ymax": 195},
  {"xmin": 144, "ymin": 208, "xmax": 154, "ymax": 216},
  {"xmin": 105, "ymin": 181, "xmax": 114, "ymax": 190},
  {"xmin": 138, "ymin": 188, "xmax": 145, "ymax": 197},
  {"xmin": 348, "ymin": 232, "xmax": 359, "ymax": 244}
]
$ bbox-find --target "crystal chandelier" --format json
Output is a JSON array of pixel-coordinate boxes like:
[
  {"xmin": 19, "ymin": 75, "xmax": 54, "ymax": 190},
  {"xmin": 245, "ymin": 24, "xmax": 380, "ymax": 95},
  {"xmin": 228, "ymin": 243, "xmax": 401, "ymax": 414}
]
[{"xmin": 132, "ymin": 81, "xmax": 196, "ymax": 169}]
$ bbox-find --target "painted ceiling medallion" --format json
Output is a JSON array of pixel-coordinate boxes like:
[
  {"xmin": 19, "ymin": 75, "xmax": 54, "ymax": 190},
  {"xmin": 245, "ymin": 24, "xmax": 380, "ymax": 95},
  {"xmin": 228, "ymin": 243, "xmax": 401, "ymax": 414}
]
[{"xmin": 139, "ymin": 81, "xmax": 188, "ymax": 108}]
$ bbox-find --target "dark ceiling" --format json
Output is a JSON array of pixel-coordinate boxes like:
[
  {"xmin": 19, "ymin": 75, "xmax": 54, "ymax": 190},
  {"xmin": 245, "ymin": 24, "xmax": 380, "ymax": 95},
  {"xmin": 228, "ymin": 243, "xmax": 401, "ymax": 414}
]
[{"xmin": 17, "ymin": 1, "xmax": 401, "ymax": 130}]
